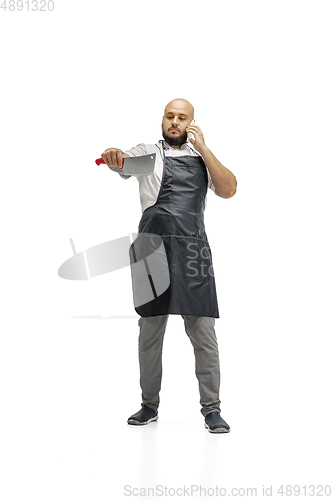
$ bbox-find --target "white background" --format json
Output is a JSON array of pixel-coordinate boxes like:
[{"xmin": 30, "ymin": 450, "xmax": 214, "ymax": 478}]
[{"xmin": 1, "ymin": 0, "xmax": 332, "ymax": 498}]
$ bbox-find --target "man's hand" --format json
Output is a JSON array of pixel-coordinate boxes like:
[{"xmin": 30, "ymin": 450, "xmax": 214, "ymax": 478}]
[
  {"xmin": 185, "ymin": 124, "xmax": 207, "ymax": 155},
  {"xmin": 101, "ymin": 148, "xmax": 130, "ymax": 171}
]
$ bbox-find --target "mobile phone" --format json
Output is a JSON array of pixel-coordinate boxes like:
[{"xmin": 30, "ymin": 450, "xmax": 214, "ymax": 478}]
[{"xmin": 187, "ymin": 119, "xmax": 195, "ymax": 141}]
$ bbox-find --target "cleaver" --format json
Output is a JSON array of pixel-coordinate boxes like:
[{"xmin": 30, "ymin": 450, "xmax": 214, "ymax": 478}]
[{"xmin": 95, "ymin": 153, "xmax": 156, "ymax": 176}]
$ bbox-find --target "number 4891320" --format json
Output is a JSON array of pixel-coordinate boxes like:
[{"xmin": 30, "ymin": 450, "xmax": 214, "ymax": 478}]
[{"xmin": 0, "ymin": 0, "xmax": 55, "ymax": 11}]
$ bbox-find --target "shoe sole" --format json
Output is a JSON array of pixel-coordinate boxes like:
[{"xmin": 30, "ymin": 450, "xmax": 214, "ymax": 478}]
[
  {"xmin": 127, "ymin": 415, "xmax": 158, "ymax": 426},
  {"xmin": 205, "ymin": 423, "xmax": 230, "ymax": 433}
]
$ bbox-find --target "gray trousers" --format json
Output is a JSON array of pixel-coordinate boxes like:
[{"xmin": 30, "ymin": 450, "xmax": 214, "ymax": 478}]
[{"xmin": 137, "ymin": 314, "xmax": 221, "ymax": 417}]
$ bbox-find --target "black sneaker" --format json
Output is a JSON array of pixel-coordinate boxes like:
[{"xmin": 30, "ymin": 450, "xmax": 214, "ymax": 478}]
[
  {"xmin": 127, "ymin": 404, "xmax": 158, "ymax": 425},
  {"xmin": 204, "ymin": 411, "xmax": 230, "ymax": 433}
]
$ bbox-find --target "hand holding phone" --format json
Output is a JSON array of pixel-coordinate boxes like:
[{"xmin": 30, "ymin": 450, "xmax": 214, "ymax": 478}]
[{"xmin": 187, "ymin": 119, "xmax": 195, "ymax": 142}]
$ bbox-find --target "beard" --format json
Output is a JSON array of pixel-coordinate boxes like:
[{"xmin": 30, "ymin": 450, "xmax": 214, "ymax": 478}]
[{"xmin": 162, "ymin": 126, "xmax": 188, "ymax": 147}]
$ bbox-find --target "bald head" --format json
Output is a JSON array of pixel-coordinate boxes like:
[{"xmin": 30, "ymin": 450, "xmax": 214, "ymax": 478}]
[{"xmin": 163, "ymin": 98, "xmax": 195, "ymax": 122}]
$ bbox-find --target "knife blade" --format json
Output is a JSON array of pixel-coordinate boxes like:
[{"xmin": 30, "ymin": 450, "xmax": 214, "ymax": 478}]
[{"xmin": 95, "ymin": 153, "xmax": 156, "ymax": 176}]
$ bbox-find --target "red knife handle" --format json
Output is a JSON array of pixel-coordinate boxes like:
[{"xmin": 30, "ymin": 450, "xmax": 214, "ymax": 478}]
[{"xmin": 95, "ymin": 157, "xmax": 124, "ymax": 168}]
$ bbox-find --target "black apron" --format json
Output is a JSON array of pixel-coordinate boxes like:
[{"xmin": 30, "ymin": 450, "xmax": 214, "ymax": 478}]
[{"xmin": 129, "ymin": 143, "xmax": 219, "ymax": 318}]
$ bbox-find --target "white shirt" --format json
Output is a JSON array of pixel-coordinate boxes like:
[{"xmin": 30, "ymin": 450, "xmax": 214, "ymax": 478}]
[{"xmin": 120, "ymin": 139, "xmax": 216, "ymax": 214}]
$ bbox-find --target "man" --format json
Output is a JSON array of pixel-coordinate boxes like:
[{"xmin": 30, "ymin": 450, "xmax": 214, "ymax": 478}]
[{"xmin": 101, "ymin": 98, "xmax": 237, "ymax": 433}]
